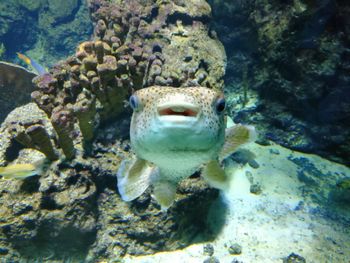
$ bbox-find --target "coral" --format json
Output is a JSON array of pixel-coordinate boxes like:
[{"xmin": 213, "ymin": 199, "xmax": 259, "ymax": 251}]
[
  {"xmin": 28, "ymin": 0, "xmax": 226, "ymax": 160},
  {"xmin": 24, "ymin": 125, "xmax": 58, "ymax": 161},
  {"xmin": 73, "ymin": 90, "xmax": 98, "ymax": 148},
  {"xmin": 0, "ymin": 103, "xmax": 58, "ymax": 165},
  {"xmin": 50, "ymin": 106, "xmax": 77, "ymax": 160}
]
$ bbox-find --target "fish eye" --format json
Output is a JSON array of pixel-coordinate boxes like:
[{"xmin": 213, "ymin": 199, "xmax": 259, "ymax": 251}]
[
  {"xmin": 129, "ymin": 95, "xmax": 139, "ymax": 111},
  {"xmin": 215, "ymin": 97, "xmax": 226, "ymax": 114}
]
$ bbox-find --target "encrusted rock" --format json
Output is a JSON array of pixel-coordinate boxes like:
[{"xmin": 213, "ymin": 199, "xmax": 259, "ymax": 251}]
[
  {"xmin": 51, "ymin": 106, "xmax": 76, "ymax": 160},
  {"xmin": 96, "ymin": 55, "xmax": 117, "ymax": 83},
  {"xmin": 25, "ymin": 125, "xmax": 59, "ymax": 161},
  {"xmin": 73, "ymin": 91, "xmax": 98, "ymax": 150}
]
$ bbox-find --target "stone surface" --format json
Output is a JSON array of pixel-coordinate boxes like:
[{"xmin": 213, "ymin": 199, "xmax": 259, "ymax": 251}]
[
  {"xmin": 0, "ymin": 62, "xmax": 36, "ymax": 123},
  {"xmin": 208, "ymin": 0, "xmax": 350, "ymax": 165}
]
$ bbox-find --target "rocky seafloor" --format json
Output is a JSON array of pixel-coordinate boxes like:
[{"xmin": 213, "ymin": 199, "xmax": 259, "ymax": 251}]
[
  {"xmin": 209, "ymin": 0, "xmax": 350, "ymax": 166},
  {"xmin": 0, "ymin": 0, "xmax": 349, "ymax": 262},
  {"xmin": 123, "ymin": 143, "xmax": 350, "ymax": 263}
]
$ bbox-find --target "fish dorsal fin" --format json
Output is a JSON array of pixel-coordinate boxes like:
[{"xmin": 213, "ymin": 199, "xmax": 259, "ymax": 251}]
[
  {"xmin": 116, "ymin": 157, "xmax": 155, "ymax": 201},
  {"xmin": 201, "ymin": 160, "xmax": 228, "ymax": 190},
  {"xmin": 219, "ymin": 124, "xmax": 257, "ymax": 162}
]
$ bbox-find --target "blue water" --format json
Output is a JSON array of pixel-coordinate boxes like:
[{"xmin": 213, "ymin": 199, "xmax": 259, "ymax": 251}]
[{"xmin": 0, "ymin": 0, "xmax": 349, "ymax": 262}]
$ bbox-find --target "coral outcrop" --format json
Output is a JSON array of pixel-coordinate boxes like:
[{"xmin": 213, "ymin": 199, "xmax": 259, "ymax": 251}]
[
  {"xmin": 209, "ymin": 0, "xmax": 350, "ymax": 165},
  {"xmin": 0, "ymin": 0, "xmax": 226, "ymax": 261}
]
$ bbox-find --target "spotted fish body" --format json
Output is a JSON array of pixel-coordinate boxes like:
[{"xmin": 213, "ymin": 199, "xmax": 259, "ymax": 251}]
[
  {"xmin": 117, "ymin": 86, "xmax": 256, "ymax": 209},
  {"xmin": 130, "ymin": 87, "xmax": 226, "ymax": 182}
]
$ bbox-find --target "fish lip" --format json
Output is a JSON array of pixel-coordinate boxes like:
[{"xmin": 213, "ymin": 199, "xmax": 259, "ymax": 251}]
[{"xmin": 157, "ymin": 103, "xmax": 200, "ymax": 118}]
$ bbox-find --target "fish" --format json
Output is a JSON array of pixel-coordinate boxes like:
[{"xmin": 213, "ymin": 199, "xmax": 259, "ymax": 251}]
[
  {"xmin": 0, "ymin": 159, "xmax": 47, "ymax": 180},
  {"xmin": 117, "ymin": 86, "xmax": 256, "ymax": 210},
  {"xmin": 17, "ymin": 53, "xmax": 47, "ymax": 76}
]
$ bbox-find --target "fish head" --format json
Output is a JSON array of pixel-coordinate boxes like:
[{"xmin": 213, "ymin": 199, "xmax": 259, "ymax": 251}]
[{"xmin": 129, "ymin": 86, "xmax": 226, "ymax": 164}]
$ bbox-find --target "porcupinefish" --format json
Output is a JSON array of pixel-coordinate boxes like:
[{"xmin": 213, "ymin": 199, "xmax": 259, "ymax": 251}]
[
  {"xmin": 0, "ymin": 159, "xmax": 47, "ymax": 180},
  {"xmin": 117, "ymin": 86, "xmax": 256, "ymax": 210}
]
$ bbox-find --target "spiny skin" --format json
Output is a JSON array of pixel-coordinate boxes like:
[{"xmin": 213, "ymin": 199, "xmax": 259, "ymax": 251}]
[{"xmin": 130, "ymin": 86, "xmax": 226, "ymax": 183}]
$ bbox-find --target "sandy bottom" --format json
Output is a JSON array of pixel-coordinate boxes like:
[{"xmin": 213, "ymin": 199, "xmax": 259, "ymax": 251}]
[{"xmin": 124, "ymin": 143, "xmax": 350, "ymax": 263}]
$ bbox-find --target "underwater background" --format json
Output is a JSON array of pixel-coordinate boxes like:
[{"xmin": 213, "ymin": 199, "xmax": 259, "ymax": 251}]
[{"xmin": 0, "ymin": 0, "xmax": 349, "ymax": 262}]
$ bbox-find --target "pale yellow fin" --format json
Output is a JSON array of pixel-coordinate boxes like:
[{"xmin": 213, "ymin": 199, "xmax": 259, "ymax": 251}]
[
  {"xmin": 201, "ymin": 160, "xmax": 228, "ymax": 190},
  {"xmin": 153, "ymin": 180, "xmax": 176, "ymax": 210},
  {"xmin": 116, "ymin": 157, "xmax": 155, "ymax": 201},
  {"xmin": 226, "ymin": 115, "xmax": 235, "ymax": 128},
  {"xmin": 219, "ymin": 124, "xmax": 257, "ymax": 162}
]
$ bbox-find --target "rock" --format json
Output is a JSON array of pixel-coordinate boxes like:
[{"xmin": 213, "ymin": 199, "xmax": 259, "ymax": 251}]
[
  {"xmin": 203, "ymin": 256, "xmax": 220, "ymax": 263},
  {"xmin": 0, "ymin": 247, "xmax": 8, "ymax": 255},
  {"xmin": 228, "ymin": 243, "xmax": 242, "ymax": 255},
  {"xmin": 329, "ymin": 177, "xmax": 350, "ymax": 205},
  {"xmin": 283, "ymin": 253, "xmax": 306, "ymax": 263},
  {"xmin": 250, "ymin": 183, "xmax": 262, "ymax": 195},
  {"xmin": 88, "ymin": 176, "xmax": 219, "ymax": 260},
  {"xmin": 0, "ymin": 62, "xmax": 36, "ymax": 123},
  {"xmin": 269, "ymin": 148, "xmax": 280, "ymax": 155},
  {"xmin": 208, "ymin": 0, "xmax": 350, "ymax": 165},
  {"xmin": 203, "ymin": 244, "xmax": 215, "ymax": 256},
  {"xmin": 248, "ymin": 159, "xmax": 260, "ymax": 169}
]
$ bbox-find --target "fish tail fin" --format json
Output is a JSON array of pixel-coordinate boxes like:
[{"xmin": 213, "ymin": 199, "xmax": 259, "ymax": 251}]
[
  {"xmin": 219, "ymin": 124, "xmax": 257, "ymax": 162},
  {"xmin": 116, "ymin": 157, "xmax": 154, "ymax": 201},
  {"xmin": 30, "ymin": 59, "xmax": 47, "ymax": 75},
  {"xmin": 17, "ymin": 52, "xmax": 31, "ymax": 65},
  {"xmin": 152, "ymin": 180, "xmax": 176, "ymax": 210},
  {"xmin": 202, "ymin": 160, "xmax": 229, "ymax": 190}
]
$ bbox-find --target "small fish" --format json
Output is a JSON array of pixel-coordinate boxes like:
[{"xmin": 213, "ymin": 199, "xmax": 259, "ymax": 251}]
[
  {"xmin": 17, "ymin": 53, "xmax": 47, "ymax": 76},
  {"xmin": 117, "ymin": 86, "xmax": 256, "ymax": 210},
  {"xmin": 0, "ymin": 159, "xmax": 47, "ymax": 180}
]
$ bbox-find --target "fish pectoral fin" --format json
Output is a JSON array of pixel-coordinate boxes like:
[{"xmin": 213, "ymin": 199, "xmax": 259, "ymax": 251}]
[
  {"xmin": 116, "ymin": 157, "xmax": 154, "ymax": 201},
  {"xmin": 202, "ymin": 160, "xmax": 228, "ymax": 190},
  {"xmin": 219, "ymin": 124, "xmax": 257, "ymax": 162},
  {"xmin": 153, "ymin": 180, "xmax": 176, "ymax": 210}
]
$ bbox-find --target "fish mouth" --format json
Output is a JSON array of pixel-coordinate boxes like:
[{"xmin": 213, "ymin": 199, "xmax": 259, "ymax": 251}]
[{"xmin": 157, "ymin": 103, "xmax": 199, "ymax": 118}]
